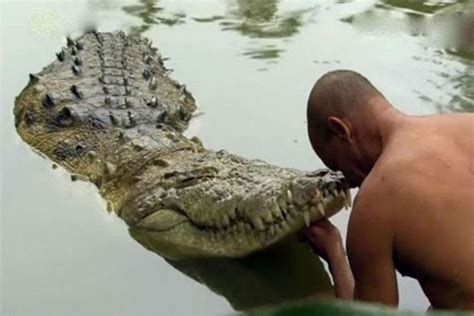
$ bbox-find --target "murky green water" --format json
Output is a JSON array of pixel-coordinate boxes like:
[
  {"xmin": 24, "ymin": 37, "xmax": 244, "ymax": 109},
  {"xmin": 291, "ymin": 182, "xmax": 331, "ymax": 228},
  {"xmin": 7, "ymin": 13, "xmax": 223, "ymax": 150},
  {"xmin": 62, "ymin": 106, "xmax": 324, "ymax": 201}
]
[{"xmin": 1, "ymin": 0, "xmax": 473, "ymax": 315}]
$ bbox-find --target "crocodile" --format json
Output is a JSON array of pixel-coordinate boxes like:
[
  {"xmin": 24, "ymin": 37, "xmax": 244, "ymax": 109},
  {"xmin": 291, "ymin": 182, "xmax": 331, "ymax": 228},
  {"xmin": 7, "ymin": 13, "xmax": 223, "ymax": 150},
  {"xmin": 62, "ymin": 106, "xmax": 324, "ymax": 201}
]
[{"xmin": 14, "ymin": 30, "xmax": 351, "ymax": 260}]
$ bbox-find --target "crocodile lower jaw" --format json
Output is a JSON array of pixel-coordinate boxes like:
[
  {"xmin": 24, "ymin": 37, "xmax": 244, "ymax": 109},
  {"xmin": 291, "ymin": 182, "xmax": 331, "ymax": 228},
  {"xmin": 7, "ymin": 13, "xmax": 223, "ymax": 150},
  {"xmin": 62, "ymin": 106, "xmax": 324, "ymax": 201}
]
[{"xmin": 130, "ymin": 189, "xmax": 351, "ymax": 259}]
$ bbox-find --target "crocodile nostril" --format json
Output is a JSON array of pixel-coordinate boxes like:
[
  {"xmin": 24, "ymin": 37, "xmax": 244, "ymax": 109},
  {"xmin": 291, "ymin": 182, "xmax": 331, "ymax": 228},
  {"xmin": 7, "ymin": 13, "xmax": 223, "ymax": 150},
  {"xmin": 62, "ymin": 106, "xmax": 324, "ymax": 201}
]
[{"xmin": 57, "ymin": 107, "xmax": 73, "ymax": 127}]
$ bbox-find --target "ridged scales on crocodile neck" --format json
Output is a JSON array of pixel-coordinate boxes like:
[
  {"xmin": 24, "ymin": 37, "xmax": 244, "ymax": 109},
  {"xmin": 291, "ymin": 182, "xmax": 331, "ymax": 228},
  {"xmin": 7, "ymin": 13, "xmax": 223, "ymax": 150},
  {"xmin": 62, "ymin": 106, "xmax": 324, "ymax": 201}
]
[{"xmin": 14, "ymin": 31, "xmax": 351, "ymax": 259}]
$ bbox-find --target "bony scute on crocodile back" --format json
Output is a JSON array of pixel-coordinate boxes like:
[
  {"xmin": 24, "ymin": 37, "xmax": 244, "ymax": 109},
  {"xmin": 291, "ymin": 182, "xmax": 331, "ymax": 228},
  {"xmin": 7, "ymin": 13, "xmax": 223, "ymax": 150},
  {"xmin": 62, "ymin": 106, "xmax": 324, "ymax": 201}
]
[{"xmin": 14, "ymin": 30, "xmax": 350, "ymax": 259}]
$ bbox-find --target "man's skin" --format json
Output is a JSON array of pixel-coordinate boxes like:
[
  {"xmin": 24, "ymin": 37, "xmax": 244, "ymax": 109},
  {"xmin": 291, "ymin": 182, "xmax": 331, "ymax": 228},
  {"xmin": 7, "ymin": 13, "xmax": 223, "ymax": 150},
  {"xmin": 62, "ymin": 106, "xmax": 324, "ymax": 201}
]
[{"xmin": 302, "ymin": 70, "xmax": 474, "ymax": 310}]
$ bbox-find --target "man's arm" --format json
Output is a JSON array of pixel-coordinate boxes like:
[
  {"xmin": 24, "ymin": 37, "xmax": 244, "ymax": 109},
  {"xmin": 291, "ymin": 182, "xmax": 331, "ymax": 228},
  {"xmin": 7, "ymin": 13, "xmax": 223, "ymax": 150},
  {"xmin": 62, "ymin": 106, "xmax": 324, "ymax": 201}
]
[
  {"xmin": 302, "ymin": 220, "xmax": 354, "ymax": 299},
  {"xmin": 302, "ymin": 194, "xmax": 398, "ymax": 305},
  {"xmin": 346, "ymin": 195, "xmax": 398, "ymax": 305}
]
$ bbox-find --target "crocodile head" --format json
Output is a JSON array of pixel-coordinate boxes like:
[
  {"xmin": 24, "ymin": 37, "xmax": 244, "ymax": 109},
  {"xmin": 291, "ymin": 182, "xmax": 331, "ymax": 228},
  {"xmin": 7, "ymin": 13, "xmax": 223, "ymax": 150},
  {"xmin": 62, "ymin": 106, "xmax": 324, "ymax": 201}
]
[{"xmin": 128, "ymin": 166, "xmax": 351, "ymax": 259}]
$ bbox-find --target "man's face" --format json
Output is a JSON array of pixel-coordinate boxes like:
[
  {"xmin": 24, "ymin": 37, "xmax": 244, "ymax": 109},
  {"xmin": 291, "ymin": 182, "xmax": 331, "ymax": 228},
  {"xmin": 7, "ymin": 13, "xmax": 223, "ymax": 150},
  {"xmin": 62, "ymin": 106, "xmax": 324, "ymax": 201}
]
[{"xmin": 309, "ymin": 128, "xmax": 365, "ymax": 188}]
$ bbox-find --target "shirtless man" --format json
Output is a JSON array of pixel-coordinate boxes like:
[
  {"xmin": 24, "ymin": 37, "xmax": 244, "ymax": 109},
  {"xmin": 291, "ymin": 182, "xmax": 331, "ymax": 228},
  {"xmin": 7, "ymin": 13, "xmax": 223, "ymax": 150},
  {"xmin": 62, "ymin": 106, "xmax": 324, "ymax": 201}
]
[{"xmin": 302, "ymin": 70, "xmax": 474, "ymax": 310}]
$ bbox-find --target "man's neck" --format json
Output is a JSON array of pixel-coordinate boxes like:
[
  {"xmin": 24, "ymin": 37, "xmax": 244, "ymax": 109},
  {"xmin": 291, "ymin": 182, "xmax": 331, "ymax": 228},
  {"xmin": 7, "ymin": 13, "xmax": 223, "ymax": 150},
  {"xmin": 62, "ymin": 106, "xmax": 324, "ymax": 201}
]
[
  {"xmin": 376, "ymin": 106, "xmax": 407, "ymax": 149},
  {"xmin": 358, "ymin": 101, "xmax": 407, "ymax": 172}
]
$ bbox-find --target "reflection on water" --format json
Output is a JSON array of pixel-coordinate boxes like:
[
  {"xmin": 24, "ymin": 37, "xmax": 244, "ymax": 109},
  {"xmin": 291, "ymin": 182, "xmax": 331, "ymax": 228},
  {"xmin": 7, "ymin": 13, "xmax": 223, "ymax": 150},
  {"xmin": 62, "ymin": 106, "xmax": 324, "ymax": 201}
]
[
  {"xmin": 341, "ymin": 0, "xmax": 474, "ymax": 113},
  {"xmin": 120, "ymin": 0, "xmax": 316, "ymax": 59},
  {"xmin": 163, "ymin": 239, "xmax": 331, "ymax": 311},
  {"xmin": 122, "ymin": 0, "xmax": 185, "ymax": 37},
  {"xmin": 380, "ymin": 0, "xmax": 472, "ymax": 14},
  {"xmin": 221, "ymin": 0, "xmax": 308, "ymax": 38},
  {"xmin": 437, "ymin": 54, "xmax": 474, "ymax": 113},
  {"xmin": 119, "ymin": 0, "xmax": 317, "ymax": 61},
  {"xmin": 242, "ymin": 45, "xmax": 283, "ymax": 60},
  {"xmin": 192, "ymin": 0, "xmax": 316, "ymax": 60}
]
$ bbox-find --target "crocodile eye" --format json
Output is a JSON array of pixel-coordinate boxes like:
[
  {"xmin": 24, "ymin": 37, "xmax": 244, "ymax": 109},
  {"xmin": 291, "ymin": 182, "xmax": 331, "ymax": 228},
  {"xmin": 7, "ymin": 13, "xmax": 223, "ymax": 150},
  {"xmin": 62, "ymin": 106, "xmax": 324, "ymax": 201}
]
[{"xmin": 57, "ymin": 107, "xmax": 73, "ymax": 127}]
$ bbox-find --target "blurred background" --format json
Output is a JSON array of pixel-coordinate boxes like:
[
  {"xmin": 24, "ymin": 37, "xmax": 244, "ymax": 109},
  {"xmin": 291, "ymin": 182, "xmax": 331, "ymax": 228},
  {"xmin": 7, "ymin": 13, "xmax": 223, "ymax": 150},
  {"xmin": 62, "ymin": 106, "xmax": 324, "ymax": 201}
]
[{"xmin": 1, "ymin": 0, "xmax": 473, "ymax": 315}]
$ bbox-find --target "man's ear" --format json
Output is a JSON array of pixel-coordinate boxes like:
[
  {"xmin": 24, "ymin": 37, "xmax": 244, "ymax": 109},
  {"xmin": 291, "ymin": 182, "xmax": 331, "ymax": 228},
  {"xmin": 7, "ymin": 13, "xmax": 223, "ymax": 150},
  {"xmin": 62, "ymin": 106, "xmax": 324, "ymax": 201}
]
[{"xmin": 327, "ymin": 116, "xmax": 352, "ymax": 141}]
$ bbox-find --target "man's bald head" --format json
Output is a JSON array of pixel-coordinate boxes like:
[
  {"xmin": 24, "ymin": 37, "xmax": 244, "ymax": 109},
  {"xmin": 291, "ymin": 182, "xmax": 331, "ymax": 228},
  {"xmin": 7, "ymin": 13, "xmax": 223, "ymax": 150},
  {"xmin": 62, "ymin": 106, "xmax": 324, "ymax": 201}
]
[
  {"xmin": 306, "ymin": 70, "xmax": 392, "ymax": 186},
  {"xmin": 307, "ymin": 70, "xmax": 386, "ymax": 139}
]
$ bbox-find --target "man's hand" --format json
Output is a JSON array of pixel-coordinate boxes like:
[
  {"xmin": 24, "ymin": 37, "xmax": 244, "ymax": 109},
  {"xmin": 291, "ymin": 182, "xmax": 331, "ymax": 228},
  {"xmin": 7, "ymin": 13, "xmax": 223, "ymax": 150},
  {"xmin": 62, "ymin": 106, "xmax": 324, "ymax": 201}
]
[
  {"xmin": 299, "ymin": 219, "xmax": 344, "ymax": 262},
  {"xmin": 299, "ymin": 219, "xmax": 355, "ymax": 300}
]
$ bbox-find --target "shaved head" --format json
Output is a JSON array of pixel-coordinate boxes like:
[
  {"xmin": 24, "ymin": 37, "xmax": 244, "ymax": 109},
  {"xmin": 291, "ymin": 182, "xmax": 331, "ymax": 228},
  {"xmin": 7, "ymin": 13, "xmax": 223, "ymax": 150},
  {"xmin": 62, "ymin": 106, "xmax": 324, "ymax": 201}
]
[
  {"xmin": 307, "ymin": 70, "xmax": 385, "ymax": 139},
  {"xmin": 306, "ymin": 70, "xmax": 392, "ymax": 186}
]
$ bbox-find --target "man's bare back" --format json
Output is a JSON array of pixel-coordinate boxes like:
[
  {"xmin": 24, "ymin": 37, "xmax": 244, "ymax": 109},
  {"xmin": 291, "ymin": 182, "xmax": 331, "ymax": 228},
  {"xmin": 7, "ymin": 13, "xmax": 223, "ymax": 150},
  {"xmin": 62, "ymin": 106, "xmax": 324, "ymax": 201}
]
[{"xmin": 358, "ymin": 113, "xmax": 474, "ymax": 309}]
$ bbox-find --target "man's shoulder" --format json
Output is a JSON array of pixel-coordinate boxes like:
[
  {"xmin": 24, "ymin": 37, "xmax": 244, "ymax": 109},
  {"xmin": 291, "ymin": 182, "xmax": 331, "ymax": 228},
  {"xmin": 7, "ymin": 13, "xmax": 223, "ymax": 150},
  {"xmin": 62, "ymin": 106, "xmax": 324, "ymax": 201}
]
[
  {"xmin": 352, "ymin": 157, "xmax": 422, "ymax": 221},
  {"xmin": 358, "ymin": 158, "xmax": 417, "ymax": 200}
]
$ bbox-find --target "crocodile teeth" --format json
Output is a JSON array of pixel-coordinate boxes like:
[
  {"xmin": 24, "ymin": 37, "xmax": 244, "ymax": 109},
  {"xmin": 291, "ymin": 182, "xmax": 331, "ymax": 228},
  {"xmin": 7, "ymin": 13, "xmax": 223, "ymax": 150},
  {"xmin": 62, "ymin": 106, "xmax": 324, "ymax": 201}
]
[
  {"xmin": 286, "ymin": 189, "xmax": 293, "ymax": 202},
  {"xmin": 277, "ymin": 198, "xmax": 286, "ymax": 214},
  {"xmin": 288, "ymin": 205, "xmax": 297, "ymax": 217},
  {"xmin": 268, "ymin": 226, "xmax": 275, "ymax": 236},
  {"xmin": 244, "ymin": 223, "xmax": 253, "ymax": 232},
  {"xmin": 311, "ymin": 190, "xmax": 322, "ymax": 204},
  {"xmin": 317, "ymin": 203, "xmax": 325, "ymax": 216},
  {"xmin": 281, "ymin": 221, "xmax": 290, "ymax": 231},
  {"xmin": 340, "ymin": 190, "xmax": 348, "ymax": 209},
  {"xmin": 274, "ymin": 225, "xmax": 281, "ymax": 234},
  {"xmin": 270, "ymin": 202, "xmax": 282, "ymax": 218},
  {"xmin": 251, "ymin": 216, "xmax": 265, "ymax": 231},
  {"xmin": 345, "ymin": 189, "xmax": 352, "ymax": 208},
  {"xmin": 222, "ymin": 215, "xmax": 230, "ymax": 227},
  {"xmin": 228, "ymin": 208, "xmax": 237, "ymax": 220},
  {"xmin": 303, "ymin": 211, "xmax": 310, "ymax": 227},
  {"xmin": 261, "ymin": 209, "xmax": 273, "ymax": 224}
]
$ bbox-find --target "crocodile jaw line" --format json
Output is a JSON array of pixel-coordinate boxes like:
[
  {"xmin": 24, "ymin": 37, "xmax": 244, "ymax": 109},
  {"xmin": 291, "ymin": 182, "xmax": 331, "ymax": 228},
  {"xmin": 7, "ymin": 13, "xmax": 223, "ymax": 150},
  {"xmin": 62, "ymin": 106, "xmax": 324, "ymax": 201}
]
[{"xmin": 131, "ymin": 187, "xmax": 351, "ymax": 259}]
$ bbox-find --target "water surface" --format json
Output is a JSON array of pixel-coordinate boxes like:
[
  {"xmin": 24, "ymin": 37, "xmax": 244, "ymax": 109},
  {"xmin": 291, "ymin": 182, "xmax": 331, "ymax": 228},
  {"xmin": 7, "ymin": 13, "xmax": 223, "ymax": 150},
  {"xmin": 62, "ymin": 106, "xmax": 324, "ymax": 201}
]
[{"xmin": 1, "ymin": 0, "xmax": 473, "ymax": 315}]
